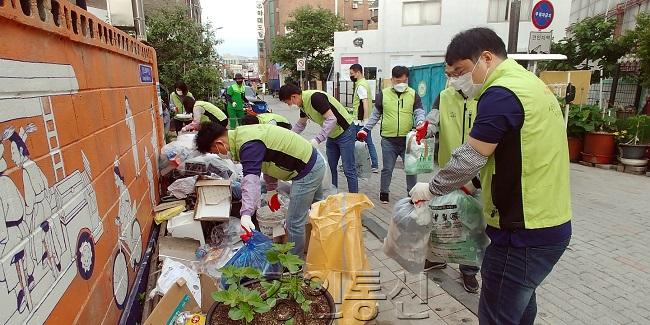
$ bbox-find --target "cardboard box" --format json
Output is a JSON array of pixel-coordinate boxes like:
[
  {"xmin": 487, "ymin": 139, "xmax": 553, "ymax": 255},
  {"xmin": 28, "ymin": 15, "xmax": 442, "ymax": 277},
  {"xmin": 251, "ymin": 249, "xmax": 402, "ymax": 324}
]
[
  {"xmin": 159, "ymin": 236, "xmax": 200, "ymax": 268},
  {"xmin": 168, "ymin": 212, "xmax": 206, "ymax": 245},
  {"xmin": 144, "ymin": 274, "xmax": 219, "ymax": 325},
  {"xmin": 194, "ymin": 179, "xmax": 231, "ymax": 222}
]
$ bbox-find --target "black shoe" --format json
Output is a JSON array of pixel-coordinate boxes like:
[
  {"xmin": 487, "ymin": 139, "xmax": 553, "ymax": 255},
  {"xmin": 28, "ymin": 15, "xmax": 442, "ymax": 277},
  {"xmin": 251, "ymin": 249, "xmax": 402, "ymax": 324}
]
[
  {"xmin": 462, "ymin": 274, "xmax": 479, "ymax": 293},
  {"xmin": 423, "ymin": 260, "xmax": 447, "ymax": 271},
  {"xmin": 379, "ymin": 193, "xmax": 389, "ymax": 204}
]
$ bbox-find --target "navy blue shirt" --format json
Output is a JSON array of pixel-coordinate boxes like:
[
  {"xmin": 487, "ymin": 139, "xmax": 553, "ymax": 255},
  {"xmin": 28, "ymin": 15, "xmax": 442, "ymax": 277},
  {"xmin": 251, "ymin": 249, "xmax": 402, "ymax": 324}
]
[{"xmin": 470, "ymin": 87, "xmax": 571, "ymax": 247}]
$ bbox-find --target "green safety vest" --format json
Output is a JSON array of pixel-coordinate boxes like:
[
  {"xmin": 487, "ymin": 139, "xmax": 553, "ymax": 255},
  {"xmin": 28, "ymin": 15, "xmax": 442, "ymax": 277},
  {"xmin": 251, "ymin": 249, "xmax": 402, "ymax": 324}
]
[
  {"xmin": 380, "ymin": 87, "xmax": 416, "ymax": 137},
  {"xmin": 195, "ymin": 101, "xmax": 227, "ymax": 124},
  {"xmin": 301, "ymin": 90, "xmax": 352, "ymax": 138},
  {"xmin": 170, "ymin": 91, "xmax": 194, "ymax": 114},
  {"xmin": 478, "ymin": 59, "xmax": 572, "ymax": 230},
  {"xmin": 228, "ymin": 124, "xmax": 313, "ymax": 181},
  {"xmin": 438, "ymin": 88, "xmax": 477, "ymax": 166},
  {"xmin": 228, "ymin": 83, "xmax": 246, "ymax": 109},
  {"xmin": 256, "ymin": 113, "xmax": 291, "ymax": 129},
  {"xmin": 352, "ymin": 79, "xmax": 372, "ymax": 120}
]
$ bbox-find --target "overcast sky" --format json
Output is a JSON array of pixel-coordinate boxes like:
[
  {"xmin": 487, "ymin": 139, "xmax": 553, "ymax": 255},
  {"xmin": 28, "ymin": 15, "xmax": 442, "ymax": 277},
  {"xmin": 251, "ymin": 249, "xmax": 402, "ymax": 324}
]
[{"xmin": 202, "ymin": 0, "xmax": 259, "ymax": 58}]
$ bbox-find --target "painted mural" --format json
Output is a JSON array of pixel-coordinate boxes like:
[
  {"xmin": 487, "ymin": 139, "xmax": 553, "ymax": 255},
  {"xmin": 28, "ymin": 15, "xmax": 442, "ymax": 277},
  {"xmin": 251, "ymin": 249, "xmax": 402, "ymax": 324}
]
[{"xmin": 1, "ymin": 2, "xmax": 161, "ymax": 324}]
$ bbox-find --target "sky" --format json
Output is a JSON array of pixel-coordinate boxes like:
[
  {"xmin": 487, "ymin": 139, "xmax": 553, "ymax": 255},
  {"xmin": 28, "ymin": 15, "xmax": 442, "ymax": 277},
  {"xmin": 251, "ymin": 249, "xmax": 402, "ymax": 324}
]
[{"xmin": 202, "ymin": 0, "xmax": 259, "ymax": 58}]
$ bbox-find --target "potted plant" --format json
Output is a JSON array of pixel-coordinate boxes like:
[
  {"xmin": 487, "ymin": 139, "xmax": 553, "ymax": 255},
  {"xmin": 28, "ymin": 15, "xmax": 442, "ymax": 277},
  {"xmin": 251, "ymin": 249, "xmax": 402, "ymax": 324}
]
[
  {"xmin": 581, "ymin": 105, "xmax": 618, "ymax": 164},
  {"xmin": 615, "ymin": 114, "xmax": 650, "ymax": 160},
  {"xmin": 566, "ymin": 104, "xmax": 591, "ymax": 162},
  {"xmin": 207, "ymin": 243, "xmax": 335, "ymax": 325}
]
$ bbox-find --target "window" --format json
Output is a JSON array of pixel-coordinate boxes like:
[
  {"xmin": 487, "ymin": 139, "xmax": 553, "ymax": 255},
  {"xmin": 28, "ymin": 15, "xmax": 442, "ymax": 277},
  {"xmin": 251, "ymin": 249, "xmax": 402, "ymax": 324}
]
[
  {"xmin": 488, "ymin": 0, "xmax": 534, "ymax": 23},
  {"xmin": 353, "ymin": 20, "xmax": 364, "ymax": 30},
  {"xmin": 402, "ymin": 1, "xmax": 441, "ymax": 26}
]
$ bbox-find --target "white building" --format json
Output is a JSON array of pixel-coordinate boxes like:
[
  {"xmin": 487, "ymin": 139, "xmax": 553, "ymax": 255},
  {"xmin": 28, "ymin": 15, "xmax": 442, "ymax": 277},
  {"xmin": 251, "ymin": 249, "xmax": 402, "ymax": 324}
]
[
  {"xmin": 570, "ymin": 0, "xmax": 650, "ymax": 32},
  {"xmin": 333, "ymin": 0, "xmax": 572, "ymax": 80}
]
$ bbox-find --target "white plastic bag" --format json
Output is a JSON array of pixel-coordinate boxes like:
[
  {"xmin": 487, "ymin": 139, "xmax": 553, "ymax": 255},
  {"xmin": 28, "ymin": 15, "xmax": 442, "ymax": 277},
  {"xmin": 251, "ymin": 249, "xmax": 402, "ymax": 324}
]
[
  {"xmin": 383, "ymin": 198, "xmax": 434, "ymax": 273},
  {"xmin": 167, "ymin": 176, "xmax": 198, "ymax": 199},
  {"xmin": 427, "ymin": 190, "xmax": 490, "ymax": 266},
  {"xmin": 257, "ymin": 193, "xmax": 288, "ymax": 238},
  {"xmin": 404, "ymin": 131, "xmax": 435, "ymax": 175},
  {"xmin": 354, "ymin": 141, "xmax": 372, "ymax": 179},
  {"xmin": 152, "ymin": 258, "xmax": 202, "ymax": 307}
]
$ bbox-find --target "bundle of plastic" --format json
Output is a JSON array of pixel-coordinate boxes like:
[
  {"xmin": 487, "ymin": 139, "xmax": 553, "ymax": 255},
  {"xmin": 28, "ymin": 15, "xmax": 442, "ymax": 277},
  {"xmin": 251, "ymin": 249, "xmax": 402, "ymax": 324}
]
[
  {"xmin": 354, "ymin": 141, "xmax": 372, "ymax": 179},
  {"xmin": 383, "ymin": 198, "xmax": 434, "ymax": 273},
  {"xmin": 219, "ymin": 230, "xmax": 282, "ymax": 289},
  {"xmin": 404, "ymin": 130, "xmax": 435, "ymax": 175}
]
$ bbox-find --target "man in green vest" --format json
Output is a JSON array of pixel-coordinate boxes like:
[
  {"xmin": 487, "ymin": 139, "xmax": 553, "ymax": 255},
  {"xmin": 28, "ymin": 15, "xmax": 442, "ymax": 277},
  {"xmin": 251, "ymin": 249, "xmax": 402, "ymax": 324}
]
[
  {"xmin": 417, "ymin": 87, "xmax": 481, "ymax": 293},
  {"xmin": 279, "ymin": 84, "xmax": 358, "ymax": 193},
  {"xmin": 349, "ymin": 64, "xmax": 379, "ymax": 172},
  {"xmin": 409, "ymin": 28, "xmax": 572, "ymax": 324},
  {"xmin": 241, "ymin": 113, "xmax": 292, "ymax": 129},
  {"xmin": 180, "ymin": 97, "xmax": 228, "ymax": 131},
  {"xmin": 195, "ymin": 122, "xmax": 325, "ymax": 258},
  {"xmin": 169, "ymin": 80, "xmax": 194, "ymax": 131},
  {"xmin": 357, "ymin": 66, "xmax": 426, "ymax": 204},
  {"xmin": 225, "ymin": 73, "xmax": 249, "ymax": 128}
]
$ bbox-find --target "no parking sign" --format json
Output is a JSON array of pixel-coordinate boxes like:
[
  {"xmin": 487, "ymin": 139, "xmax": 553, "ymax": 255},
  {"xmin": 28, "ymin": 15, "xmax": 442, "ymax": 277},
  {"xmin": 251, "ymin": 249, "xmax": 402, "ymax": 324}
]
[{"xmin": 532, "ymin": 0, "xmax": 554, "ymax": 30}]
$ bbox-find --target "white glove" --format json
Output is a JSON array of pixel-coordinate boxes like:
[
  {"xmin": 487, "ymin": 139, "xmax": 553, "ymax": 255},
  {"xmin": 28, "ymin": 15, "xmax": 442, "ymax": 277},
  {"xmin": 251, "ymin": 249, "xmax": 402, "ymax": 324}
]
[
  {"xmin": 310, "ymin": 139, "xmax": 319, "ymax": 147},
  {"xmin": 240, "ymin": 215, "xmax": 256, "ymax": 231},
  {"xmin": 232, "ymin": 102, "xmax": 237, "ymax": 108},
  {"xmin": 409, "ymin": 182, "xmax": 435, "ymax": 203}
]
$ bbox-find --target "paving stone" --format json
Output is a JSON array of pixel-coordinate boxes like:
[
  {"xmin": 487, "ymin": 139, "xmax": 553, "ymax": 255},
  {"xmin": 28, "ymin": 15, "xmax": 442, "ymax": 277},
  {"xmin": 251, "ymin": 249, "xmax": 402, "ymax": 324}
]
[
  {"xmin": 380, "ymin": 257, "xmax": 405, "ymax": 272},
  {"xmin": 406, "ymin": 279, "xmax": 446, "ymax": 300},
  {"xmin": 441, "ymin": 309, "xmax": 479, "ymax": 325},
  {"xmin": 427, "ymin": 293, "xmax": 468, "ymax": 319}
]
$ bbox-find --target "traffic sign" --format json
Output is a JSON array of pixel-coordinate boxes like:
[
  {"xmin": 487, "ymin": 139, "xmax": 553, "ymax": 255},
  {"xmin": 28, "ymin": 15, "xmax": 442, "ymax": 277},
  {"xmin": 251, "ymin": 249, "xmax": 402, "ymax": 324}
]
[
  {"xmin": 532, "ymin": 0, "xmax": 554, "ymax": 30},
  {"xmin": 296, "ymin": 58, "xmax": 306, "ymax": 71},
  {"xmin": 528, "ymin": 31, "xmax": 552, "ymax": 54}
]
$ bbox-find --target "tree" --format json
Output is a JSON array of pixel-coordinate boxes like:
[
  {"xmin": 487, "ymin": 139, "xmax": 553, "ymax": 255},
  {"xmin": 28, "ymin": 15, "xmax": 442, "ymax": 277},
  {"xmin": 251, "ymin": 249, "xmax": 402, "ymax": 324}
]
[
  {"xmin": 628, "ymin": 13, "xmax": 650, "ymax": 88},
  {"xmin": 271, "ymin": 6, "xmax": 346, "ymax": 82},
  {"xmin": 146, "ymin": 6, "xmax": 222, "ymax": 100}
]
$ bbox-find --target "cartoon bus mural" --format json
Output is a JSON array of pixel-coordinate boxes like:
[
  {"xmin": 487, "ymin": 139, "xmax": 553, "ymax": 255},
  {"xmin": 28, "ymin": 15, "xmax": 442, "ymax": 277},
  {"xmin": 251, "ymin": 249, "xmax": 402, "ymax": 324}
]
[{"xmin": 1, "ymin": 1, "xmax": 161, "ymax": 323}]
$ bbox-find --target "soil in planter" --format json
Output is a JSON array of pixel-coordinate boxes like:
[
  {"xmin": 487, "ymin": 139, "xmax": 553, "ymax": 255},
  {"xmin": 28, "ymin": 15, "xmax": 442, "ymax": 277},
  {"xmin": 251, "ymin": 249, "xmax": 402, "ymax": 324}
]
[{"xmin": 209, "ymin": 283, "xmax": 332, "ymax": 325}]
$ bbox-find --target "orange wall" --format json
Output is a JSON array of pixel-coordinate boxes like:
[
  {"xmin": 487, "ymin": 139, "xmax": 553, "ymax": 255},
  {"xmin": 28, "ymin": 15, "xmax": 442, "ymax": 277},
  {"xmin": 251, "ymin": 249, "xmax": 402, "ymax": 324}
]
[{"xmin": 0, "ymin": 1, "xmax": 161, "ymax": 324}]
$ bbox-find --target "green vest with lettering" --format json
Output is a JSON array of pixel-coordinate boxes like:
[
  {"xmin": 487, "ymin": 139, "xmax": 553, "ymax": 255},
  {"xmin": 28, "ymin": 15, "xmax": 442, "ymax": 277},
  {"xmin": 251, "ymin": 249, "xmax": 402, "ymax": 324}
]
[
  {"xmin": 301, "ymin": 90, "xmax": 352, "ymax": 138},
  {"xmin": 228, "ymin": 83, "xmax": 246, "ymax": 109},
  {"xmin": 228, "ymin": 124, "xmax": 313, "ymax": 181},
  {"xmin": 256, "ymin": 113, "xmax": 290, "ymax": 125},
  {"xmin": 438, "ymin": 88, "xmax": 477, "ymax": 166},
  {"xmin": 352, "ymin": 79, "xmax": 372, "ymax": 120},
  {"xmin": 171, "ymin": 91, "xmax": 194, "ymax": 113},
  {"xmin": 478, "ymin": 59, "xmax": 572, "ymax": 230},
  {"xmin": 380, "ymin": 87, "xmax": 416, "ymax": 137},
  {"xmin": 196, "ymin": 101, "xmax": 227, "ymax": 124}
]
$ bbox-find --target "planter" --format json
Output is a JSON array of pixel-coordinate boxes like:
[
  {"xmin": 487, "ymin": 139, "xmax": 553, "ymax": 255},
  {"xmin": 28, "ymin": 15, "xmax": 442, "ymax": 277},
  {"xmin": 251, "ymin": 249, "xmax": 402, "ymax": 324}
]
[
  {"xmin": 567, "ymin": 137, "xmax": 583, "ymax": 162},
  {"xmin": 619, "ymin": 144, "xmax": 650, "ymax": 160},
  {"xmin": 207, "ymin": 278, "xmax": 335, "ymax": 325},
  {"xmin": 582, "ymin": 132, "xmax": 616, "ymax": 164}
]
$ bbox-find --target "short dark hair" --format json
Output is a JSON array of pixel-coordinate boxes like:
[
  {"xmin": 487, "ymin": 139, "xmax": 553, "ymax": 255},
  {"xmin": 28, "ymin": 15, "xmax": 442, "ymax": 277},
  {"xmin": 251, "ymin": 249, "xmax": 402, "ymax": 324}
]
[
  {"xmin": 182, "ymin": 96, "xmax": 196, "ymax": 114},
  {"xmin": 195, "ymin": 122, "xmax": 227, "ymax": 153},
  {"xmin": 174, "ymin": 81, "xmax": 188, "ymax": 94},
  {"xmin": 241, "ymin": 115, "xmax": 260, "ymax": 126},
  {"xmin": 445, "ymin": 27, "xmax": 507, "ymax": 65},
  {"xmin": 392, "ymin": 66, "xmax": 409, "ymax": 78},
  {"xmin": 278, "ymin": 84, "xmax": 302, "ymax": 101},
  {"xmin": 350, "ymin": 64, "xmax": 363, "ymax": 73}
]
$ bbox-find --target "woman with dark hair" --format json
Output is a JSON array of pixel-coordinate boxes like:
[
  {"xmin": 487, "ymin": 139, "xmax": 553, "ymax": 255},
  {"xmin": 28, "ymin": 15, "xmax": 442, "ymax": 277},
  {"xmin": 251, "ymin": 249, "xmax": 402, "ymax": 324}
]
[{"xmin": 169, "ymin": 80, "xmax": 194, "ymax": 131}]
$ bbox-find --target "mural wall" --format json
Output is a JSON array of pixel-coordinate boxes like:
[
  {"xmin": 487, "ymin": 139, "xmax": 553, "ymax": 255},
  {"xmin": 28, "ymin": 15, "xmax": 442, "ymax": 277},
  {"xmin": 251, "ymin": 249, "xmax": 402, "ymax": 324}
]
[{"xmin": 0, "ymin": 1, "xmax": 161, "ymax": 324}]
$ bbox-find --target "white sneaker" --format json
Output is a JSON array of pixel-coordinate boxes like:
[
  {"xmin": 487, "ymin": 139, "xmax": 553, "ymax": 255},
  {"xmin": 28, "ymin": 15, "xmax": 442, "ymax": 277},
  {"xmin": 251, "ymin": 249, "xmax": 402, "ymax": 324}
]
[{"xmin": 371, "ymin": 167, "xmax": 380, "ymax": 173}]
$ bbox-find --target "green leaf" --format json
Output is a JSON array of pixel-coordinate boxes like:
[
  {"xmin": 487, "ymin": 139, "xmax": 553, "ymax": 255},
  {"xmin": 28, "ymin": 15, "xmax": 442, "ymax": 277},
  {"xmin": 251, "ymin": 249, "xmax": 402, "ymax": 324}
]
[
  {"xmin": 240, "ymin": 267, "xmax": 263, "ymax": 280},
  {"xmin": 229, "ymin": 307, "xmax": 245, "ymax": 321},
  {"xmin": 272, "ymin": 243, "xmax": 295, "ymax": 254},
  {"xmin": 284, "ymin": 318, "xmax": 295, "ymax": 325},
  {"xmin": 301, "ymin": 299, "xmax": 312, "ymax": 313},
  {"xmin": 266, "ymin": 250, "xmax": 280, "ymax": 264},
  {"xmin": 266, "ymin": 298, "xmax": 277, "ymax": 308}
]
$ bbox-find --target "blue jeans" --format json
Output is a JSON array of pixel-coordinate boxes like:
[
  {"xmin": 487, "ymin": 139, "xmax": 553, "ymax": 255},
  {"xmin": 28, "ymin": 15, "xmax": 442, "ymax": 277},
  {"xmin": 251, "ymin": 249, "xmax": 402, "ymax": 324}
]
[
  {"xmin": 380, "ymin": 137, "xmax": 417, "ymax": 194},
  {"xmin": 478, "ymin": 239, "xmax": 570, "ymax": 325},
  {"xmin": 326, "ymin": 126, "xmax": 358, "ymax": 193},
  {"xmin": 287, "ymin": 154, "xmax": 326, "ymax": 258},
  {"xmin": 351, "ymin": 124, "xmax": 379, "ymax": 168}
]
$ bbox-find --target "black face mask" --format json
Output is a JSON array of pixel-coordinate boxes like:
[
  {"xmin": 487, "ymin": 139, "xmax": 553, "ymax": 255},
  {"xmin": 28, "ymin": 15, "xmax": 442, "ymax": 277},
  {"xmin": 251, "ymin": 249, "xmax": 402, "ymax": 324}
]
[
  {"xmin": 350, "ymin": 76, "xmax": 358, "ymax": 83},
  {"xmin": 236, "ymin": 80, "xmax": 243, "ymax": 85}
]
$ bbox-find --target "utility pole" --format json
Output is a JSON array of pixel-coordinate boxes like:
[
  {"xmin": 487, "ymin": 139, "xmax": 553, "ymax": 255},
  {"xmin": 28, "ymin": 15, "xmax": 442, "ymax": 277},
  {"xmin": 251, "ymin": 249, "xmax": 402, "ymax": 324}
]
[{"xmin": 507, "ymin": 0, "xmax": 521, "ymax": 53}]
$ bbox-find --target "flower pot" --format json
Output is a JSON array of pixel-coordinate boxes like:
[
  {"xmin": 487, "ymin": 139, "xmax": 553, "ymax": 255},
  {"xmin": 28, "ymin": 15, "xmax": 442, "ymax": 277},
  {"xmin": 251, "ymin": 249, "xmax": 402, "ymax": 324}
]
[
  {"xmin": 567, "ymin": 137, "xmax": 583, "ymax": 162},
  {"xmin": 582, "ymin": 132, "xmax": 615, "ymax": 164},
  {"xmin": 619, "ymin": 144, "xmax": 650, "ymax": 160}
]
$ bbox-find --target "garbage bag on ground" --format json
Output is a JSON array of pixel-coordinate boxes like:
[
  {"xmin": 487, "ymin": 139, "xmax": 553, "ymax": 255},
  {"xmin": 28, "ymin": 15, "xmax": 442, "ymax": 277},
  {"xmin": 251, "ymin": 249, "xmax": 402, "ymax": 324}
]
[
  {"xmin": 160, "ymin": 137, "xmax": 201, "ymax": 170},
  {"xmin": 220, "ymin": 230, "xmax": 281, "ymax": 289},
  {"xmin": 167, "ymin": 176, "xmax": 198, "ymax": 199},
  {"xmin": 354, "ymin": 141, "xmax": 372, "ymax": 179},
  {"xmin": 305, "ymin": 193, "xmax": 377, "ymax": 325},
  {"xmin": 383, "ymin": 198, "xmax": 434, "ymax": 273},
  {"xmin": 427, "ymin": 190, "xmax": 490, "ymax": 267},
  {"xmin": 404, "ymin": 130, "xmax": 435, "ymax": 175},
  {"xmin": 152, "ymin": 258, "xmax": 202, "ymax": 307}
]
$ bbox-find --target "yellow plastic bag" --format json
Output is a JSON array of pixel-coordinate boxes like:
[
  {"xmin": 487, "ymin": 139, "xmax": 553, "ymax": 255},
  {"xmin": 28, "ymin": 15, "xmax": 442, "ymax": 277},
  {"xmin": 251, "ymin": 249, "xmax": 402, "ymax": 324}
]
[
  {"xmin": 305, "ymin": 193, "xmax": 377, "ymax": 325},
  {"xmin": 154, "ymin": 204, "xmax": 186, "ymax": 225}
]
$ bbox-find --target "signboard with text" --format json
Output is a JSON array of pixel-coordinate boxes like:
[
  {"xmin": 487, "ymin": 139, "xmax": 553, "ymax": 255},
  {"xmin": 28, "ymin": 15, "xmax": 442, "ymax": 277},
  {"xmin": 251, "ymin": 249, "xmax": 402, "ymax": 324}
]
[
  {"xmin": 532, "ymin": 0, "xmax": 554, "ymax": 30},
  {"xmin": 528, "ymin": 31, "xmax": 552, "ymax": 54},
  {"xmin": 256, "ymin": 0, "xmax": 264, "ymax": 40}
]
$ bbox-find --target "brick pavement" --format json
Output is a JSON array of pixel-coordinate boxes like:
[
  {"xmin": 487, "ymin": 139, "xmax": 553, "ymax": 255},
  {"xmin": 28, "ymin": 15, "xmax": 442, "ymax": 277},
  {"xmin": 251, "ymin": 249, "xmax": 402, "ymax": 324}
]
[{"xmin": 264, "ymin": 96, "xmax": 650, "ymax": 324}]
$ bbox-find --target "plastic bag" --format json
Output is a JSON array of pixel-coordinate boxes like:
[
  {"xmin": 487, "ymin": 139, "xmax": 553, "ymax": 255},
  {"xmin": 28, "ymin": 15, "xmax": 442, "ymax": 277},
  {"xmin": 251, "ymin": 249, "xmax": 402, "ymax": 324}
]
[
  {"xmin": 220, "ymin": 230, "xmax": 282, "ymax": 289},
  {"xmin": 305, "ymin": 193, "xmax": 376, "ymax": 325},
  {"xmin": 427, "ymin": 190, "xmax": 490, "ymax": 266},
  {"xmin": 354, "ymin": 141, "xmax": 372, "ymax": 179},
  {"xmin": 317, "ymin": 149, "xmax": 336, "ymax": 197},
  {"xmin": 152, "ymin": 258, "xmax": 202, "ymax": 307},
  {"xmin": 179, "ymin": 154, "xmax": 237, "ymax": 181},
  {"xmin": 404, "ymin": 130, "xmax": 435, "ymax": 175},
  {"xmin": 161, "ymin": 138, "xmax": 201, "ymax": 170},
  {"xmin": 383, "ymin": 198, "xmax": 434, "ymax": 273},
  {"xmin": 257, "ymin": 193, "xmax": 288, "ymax": 238},
  {"xmin": 167, "ymin": 176, "xmax": 198, "ymax": 199}
]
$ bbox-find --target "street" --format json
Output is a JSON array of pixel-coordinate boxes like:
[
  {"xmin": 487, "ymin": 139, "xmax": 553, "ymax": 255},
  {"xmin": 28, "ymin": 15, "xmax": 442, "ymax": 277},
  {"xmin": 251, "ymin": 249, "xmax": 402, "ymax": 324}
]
[{"xmin": 267, "ymin": 96, "xmax": 650, "ymax": 325}]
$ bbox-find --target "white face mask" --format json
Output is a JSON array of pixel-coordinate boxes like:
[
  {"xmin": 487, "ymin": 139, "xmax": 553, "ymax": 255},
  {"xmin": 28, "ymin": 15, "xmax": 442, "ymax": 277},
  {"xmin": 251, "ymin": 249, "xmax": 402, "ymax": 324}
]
[
  {"xmin": 449, "ymin": 59, "xmax": 488, "ymax": 99},
  {"xmin": 393, "ymin": 83, "xmax": 408, "ymax": 93},
  {"xmin": 176, "ymin": 90, "xmax": 183, "ymax": 96}
]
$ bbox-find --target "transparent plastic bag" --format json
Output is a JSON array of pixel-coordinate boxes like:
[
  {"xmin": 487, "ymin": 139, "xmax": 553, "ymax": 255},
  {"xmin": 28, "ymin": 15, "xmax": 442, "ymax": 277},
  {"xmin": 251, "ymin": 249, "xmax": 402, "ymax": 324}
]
[
  {"xmin": 383, "ymin": 198, "xmax": 434, "ymax": 273},
  {"xmin": 354, "ymin": 141, "xmax": 372, "ymax": 179},
  {"xmin": 179, "ymin": 154, "xmax": 237, "ymax": 181},
  {"xmin": 404, "ymin": 131, "xmax": 435, "ymax": 175},
  {"xmin": 220, "ymin": 230, "xmax": 281, "ymax": 289},
  {"xmin": 257, "ymin": 193, "xmax": 288, "ymax": 238},
  {"xmin": 427, "ymin": 190, "xmax": 490, "ymax": 266},
  {"xmin": 161, "ymin": 139, "xmax": 201, "ymax": 169}
]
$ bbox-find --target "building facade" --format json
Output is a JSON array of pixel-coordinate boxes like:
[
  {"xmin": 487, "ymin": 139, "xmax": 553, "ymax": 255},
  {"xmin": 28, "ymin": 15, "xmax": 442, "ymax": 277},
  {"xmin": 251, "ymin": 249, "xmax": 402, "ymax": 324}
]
[
  {"xmin": 333, "ymin": 0, "xmax": 572, "ymax": 80},
  {"xmin": 222, "ymin": 54, "xmax": 260, "ymax": 79},
  {"xmin": 570, "ymin": 0, "xmax": 650, "ymax": 32}
]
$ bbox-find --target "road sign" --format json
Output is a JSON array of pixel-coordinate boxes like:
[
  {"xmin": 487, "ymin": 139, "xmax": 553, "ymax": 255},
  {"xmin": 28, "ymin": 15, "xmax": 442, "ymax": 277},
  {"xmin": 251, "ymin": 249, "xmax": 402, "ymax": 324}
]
[
  {"xmin": 532, "ymin": 0, "xmax": 554, "ymax": 30},
  {"xmin": 528, "ymin": 31, "xmax": 552, "ymax": 54},
  {"xmin": 296, "ymin": 58, "xmax": 306, "ymax": 71}
]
